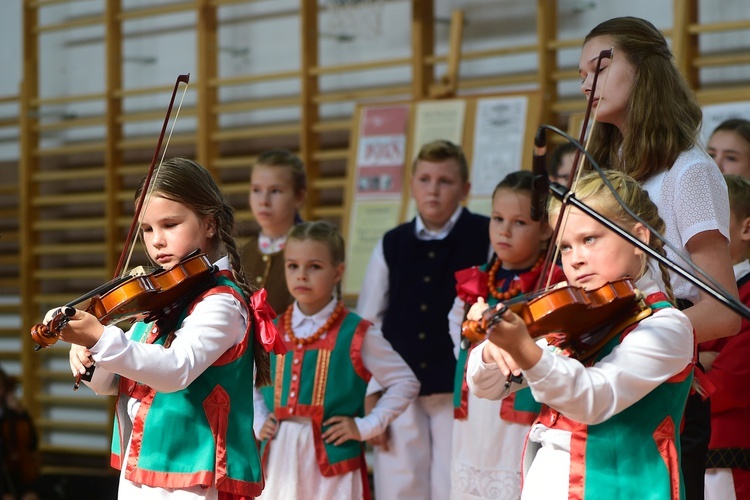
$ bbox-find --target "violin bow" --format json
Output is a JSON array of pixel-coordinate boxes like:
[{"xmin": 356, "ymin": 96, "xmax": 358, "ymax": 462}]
[
  {"xmin": 535, "ymin": 49, "xmax": 614, "ymax": 292},
  {"xmin": 117, "ymin": 73, "xmax": 190, "ymax": 278}
]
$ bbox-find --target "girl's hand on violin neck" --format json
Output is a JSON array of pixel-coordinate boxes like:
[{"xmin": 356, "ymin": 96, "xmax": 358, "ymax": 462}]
[
  {"xmin": 322, "ymin": 415, "xmax": 361, "ymax": 445},
  {"xmin": 466, "ymin": 297, "xmax": 489, "ymax": 321},
  {"xmin": 45, "ymin": 308, "xmax": 104, "ymax": 349},
  {"xmin": 69, "ymin": 344, "xmax": 94, "ymax": 377},
  {"xmin": 485, "ymin": 306, "xmax": 541, "ymax": 371}
]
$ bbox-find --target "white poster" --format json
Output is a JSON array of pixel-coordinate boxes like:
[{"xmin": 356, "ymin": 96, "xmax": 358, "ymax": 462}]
[{"xmin": 470, "ymin": 96, "xmax": 528, "ymax": 197}]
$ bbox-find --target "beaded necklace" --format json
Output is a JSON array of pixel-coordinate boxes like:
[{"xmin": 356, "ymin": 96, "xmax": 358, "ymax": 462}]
[
  {"xmin": 283, "ymin": 301, "xmax": 345, "ymax": 347},
  {"xmin": 487, "ymin": 254, "xmax": 545, "ymax": 300}
]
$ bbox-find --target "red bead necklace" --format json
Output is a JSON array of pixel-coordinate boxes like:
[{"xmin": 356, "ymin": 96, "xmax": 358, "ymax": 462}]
[
  {"xmin": 283, "ymin": 301, "xmax": 345, "ymax": 347},
  {"xmin": 487, "ymin": 254, "xmax": 545, "ymax": 301}
]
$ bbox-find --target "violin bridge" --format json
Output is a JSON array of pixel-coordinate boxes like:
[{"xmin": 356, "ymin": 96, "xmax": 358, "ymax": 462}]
[
  {"xmin": 632, "ymin": 288, "xmax": 647, "ymax": 308},
  {"xmin": 128, "ymin": 266, "xmax": 148, "ymax": 277}
]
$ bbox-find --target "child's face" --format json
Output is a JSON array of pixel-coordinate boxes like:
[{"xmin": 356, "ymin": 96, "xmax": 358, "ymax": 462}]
[
  {"xmin": 410, "ymin": 159, "xmax": 469, "ymax": 231},
  {"xmin": 708, "ymin": 130, "xmax": 750, "ymax": 178},
  {"xmin": 728, "ymin": 210, "xmax": 750, "ymax": 264},
  {"xmin": 140, "ymin": 195, "xmax": 215, "ymax": 269},
  {"xmin": 284, "ymin": 239, "xmax": 344, "ymax": 316},
  {"xmin": 579, "ymin": 36, "xmax": 636, "ymax": 132},
  {"xmin": 556, "ymin": 207, "xmax": 646, "ymax": 290},
  {"xmin": 490, "ymin": 189, "xmax": 551, "ymax": 270},
  {"xmin": 250, "ymin": 165, "xmax": 304, "ymax": 238}
]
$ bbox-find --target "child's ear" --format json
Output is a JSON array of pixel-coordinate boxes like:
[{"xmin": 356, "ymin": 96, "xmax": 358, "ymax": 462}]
[
  {"xmin": 334, "ymin": 263, "xmax": 345, "ymax": 283},
  {"xmin": 206, "ymin": 216, "xmax": 217, "ymax": 238},
  {"xmin": 295, "ymin": 188, "xmax": 307, "ymax": 210},
  {"xmin": 634, "ymin": 222, "xmax": 650, "ymax": 243},
  {"xmin": 740, "ymin": 216, "xmax": 750, "ymax": 242},
  {"xmin": 459, "ymin": 181, "xmax": 471, "ymax": 201},
  {"xmin": 632, "ymin": 222, "xmax": 651, "ymax": 250}
]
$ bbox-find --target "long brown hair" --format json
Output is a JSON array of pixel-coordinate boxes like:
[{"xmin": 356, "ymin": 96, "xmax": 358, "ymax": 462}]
[
  {"xmin": 583, "ymin": 17, "xmax": 702, "ymax": 183},
  {"xmin": 136, "ymin": 157, "xmax": 270, "ymax": 386}
]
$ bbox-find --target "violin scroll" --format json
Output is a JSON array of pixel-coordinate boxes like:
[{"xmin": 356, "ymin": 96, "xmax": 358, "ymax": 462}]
[
  {"xmin": 30, "ymin": 307, "xmax": 77, "ymax": 350},
  {"xmin": 461, "ymin": 303, "xmax": 509, "ymax": 344}
]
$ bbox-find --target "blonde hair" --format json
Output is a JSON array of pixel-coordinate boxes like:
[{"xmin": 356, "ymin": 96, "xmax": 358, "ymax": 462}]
[
  {"xmin": 287, "ymin": 221, "xmax": 345, "ymax": 301},
  {"xmin": 548, "ymin": 170, "xmax": 675, "ymax": 304}
]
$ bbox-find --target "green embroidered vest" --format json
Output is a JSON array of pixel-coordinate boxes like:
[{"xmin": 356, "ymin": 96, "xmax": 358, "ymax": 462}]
[
  {"xmin": 262, "ymin": 308, "xmax": 371, "ymax": 477},
  {"xmin": 110, "ymin": 273, "xmax": 263, "ymax": 496},
  {"xmin": 532, "ymin": 293, "xmax": 693, "ymax": 500}
]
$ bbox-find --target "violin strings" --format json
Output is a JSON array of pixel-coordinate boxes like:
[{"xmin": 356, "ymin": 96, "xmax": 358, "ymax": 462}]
[
  {"xmin": 120, "ymin": 81, "xmax": 190, "ymax": 276},
  {"xmin": 545, "ymin": 47, "xmax": 614, "ymax": 291}
]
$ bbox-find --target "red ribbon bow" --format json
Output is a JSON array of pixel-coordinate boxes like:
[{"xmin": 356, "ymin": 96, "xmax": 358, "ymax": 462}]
[
  {"xmin": 455, "ymin": 266, "xmax": 489, "ymax": 304},
  {"xmin": 250, "ymin": 289, "xmax": 287, "ymax": 355}
]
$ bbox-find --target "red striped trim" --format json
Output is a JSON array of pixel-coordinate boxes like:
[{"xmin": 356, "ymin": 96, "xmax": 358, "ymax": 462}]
[
  {"xmin": 500, "ymin": 394, "xmax": 538, "ymax": 425},
  {"xmin": 653, "ymin": 416, "xmax": 681, "ymax": 500},
  {"xmin": 567, "ymin": 420, "xmax": 587, "ymax": 500},
  {"xmin": 124, "ymin": 389, "xmax": 156, "ymax": 478},
  {"xmin": 454, "ymin": 374, "xmax": 469, "ymax": 419},
  {"xmin": 199, "ymin": 283, "xmax": 250, "ymax": 365},
  {"xmin": 204, "ymin": 386, "xmax": 230, "ymax": 488},
  {"xmin": 349, "ymin": 316, "xmax": 372, "ymax": 383},
  {"xmin": 536, "ymin": 406, "xmax": 586, "ymax": 499}
]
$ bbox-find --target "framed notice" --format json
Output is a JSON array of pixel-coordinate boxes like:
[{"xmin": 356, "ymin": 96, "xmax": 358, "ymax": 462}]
[
  {"xmin": 467, "ymin": 92, "xmax": 541, "ymax": 216},
  {"xmin": 343, "ymin": 104, "xmax": 410, "ymax": 296}
]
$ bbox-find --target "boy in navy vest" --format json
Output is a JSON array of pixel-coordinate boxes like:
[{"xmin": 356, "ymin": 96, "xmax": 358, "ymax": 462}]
[{"xmin": 357, "ymin": 140, "xmax": 490, "ymax": 500}]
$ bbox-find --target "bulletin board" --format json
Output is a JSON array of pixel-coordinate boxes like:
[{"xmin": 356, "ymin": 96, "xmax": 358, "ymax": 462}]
[{"xmin": 341, "ymin": 91, "xmax": 542, "ymax": 297}]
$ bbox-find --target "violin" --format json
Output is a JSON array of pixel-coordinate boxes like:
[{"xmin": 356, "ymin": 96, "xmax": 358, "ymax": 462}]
[
  {"xmin": 462, "ymin": 277, "xmax": 651, "ymax": 356},
  {"xmin": 30, "ymin": 251, "xmax": 217, "ymax": 349},
  {"xmin": 29, "ymin": 74, "xmax": 197, "ymax": 389}
]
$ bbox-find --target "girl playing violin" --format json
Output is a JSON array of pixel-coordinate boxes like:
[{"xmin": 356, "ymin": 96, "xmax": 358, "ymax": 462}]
[
  {"xmin": 47, "ymin": 157, "xmax": 282, "ymax": 499},
  {"xmin": 468, "ymin": 170, "xmax": 695, "ymax": 499},
  {"xmin": 254, "ymin": 221, "xmax": 419, "ymax": 499},
  {"xmin": 448, "ymin": 170, "xmax": 564, "ymax": 500}
]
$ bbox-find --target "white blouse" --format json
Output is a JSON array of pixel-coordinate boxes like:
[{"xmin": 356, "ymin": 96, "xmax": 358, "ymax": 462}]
[{"xmin": 641, "ymin": 145, "xmax": 730, "ymax": 303}]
